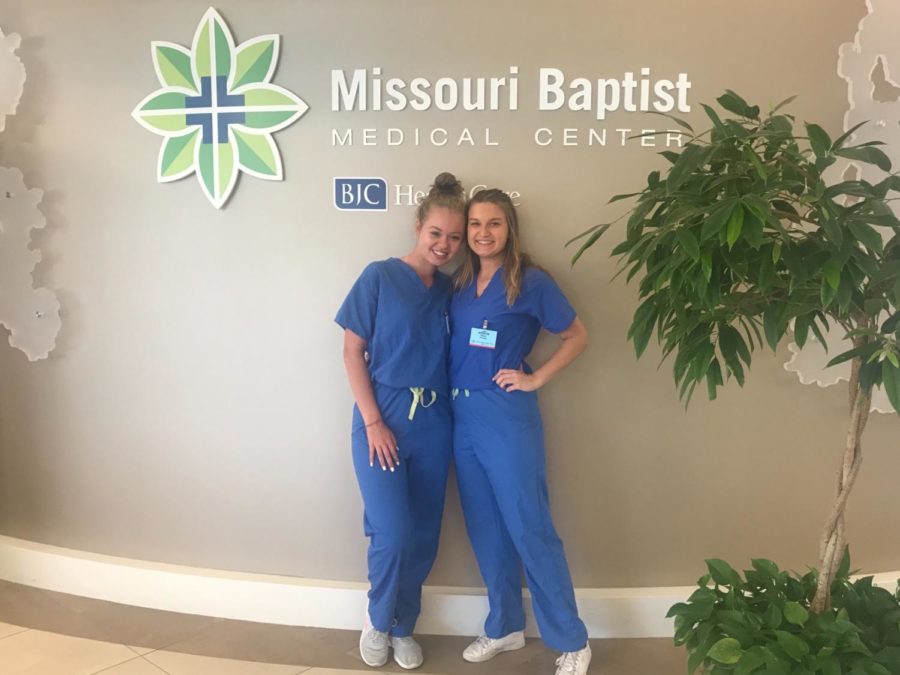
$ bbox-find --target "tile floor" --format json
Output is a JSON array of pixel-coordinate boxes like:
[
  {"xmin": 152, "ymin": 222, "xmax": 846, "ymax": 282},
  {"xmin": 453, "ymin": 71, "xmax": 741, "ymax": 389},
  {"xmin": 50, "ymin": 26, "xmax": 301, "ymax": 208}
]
[{"xmin": 0, "ymin": 581, "xmax": 684, "ymax": 674}]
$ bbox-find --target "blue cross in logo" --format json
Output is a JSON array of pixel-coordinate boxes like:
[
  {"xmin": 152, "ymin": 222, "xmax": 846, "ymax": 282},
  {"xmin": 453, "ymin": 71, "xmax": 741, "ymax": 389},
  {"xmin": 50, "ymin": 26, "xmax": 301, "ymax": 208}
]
[{"xmin": 185, "ymin": 76, "xmax": 246, "ymax": 144}]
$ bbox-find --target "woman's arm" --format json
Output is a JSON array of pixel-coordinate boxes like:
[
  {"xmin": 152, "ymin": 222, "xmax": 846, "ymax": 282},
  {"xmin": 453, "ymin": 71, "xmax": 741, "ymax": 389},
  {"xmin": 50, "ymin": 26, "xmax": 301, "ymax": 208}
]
[
  {"xmin": 492, "ymin": 317, "xmax": 588, "ymax": 392},
  {"xmin": 343, "ymin": 329, "xmax": 399, "ymax": 470}
]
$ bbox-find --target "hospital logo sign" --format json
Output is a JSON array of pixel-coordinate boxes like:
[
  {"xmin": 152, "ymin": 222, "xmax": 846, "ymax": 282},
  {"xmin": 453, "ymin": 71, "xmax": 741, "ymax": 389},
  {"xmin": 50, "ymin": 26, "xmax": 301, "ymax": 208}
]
[{"xmin": 132, "ymin": 7, "xmax": 308, "ymax": 209}]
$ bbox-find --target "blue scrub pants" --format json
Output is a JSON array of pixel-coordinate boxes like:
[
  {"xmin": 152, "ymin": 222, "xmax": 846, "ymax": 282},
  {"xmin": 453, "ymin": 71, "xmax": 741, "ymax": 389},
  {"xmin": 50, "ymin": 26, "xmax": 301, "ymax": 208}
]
[
  {"xmin": 351, "ymin": 382, "xmax": 452, "ymax": 637},
  {"xmin": 452, "ymin": 388, "xmax": 588, "ymax": 653}
]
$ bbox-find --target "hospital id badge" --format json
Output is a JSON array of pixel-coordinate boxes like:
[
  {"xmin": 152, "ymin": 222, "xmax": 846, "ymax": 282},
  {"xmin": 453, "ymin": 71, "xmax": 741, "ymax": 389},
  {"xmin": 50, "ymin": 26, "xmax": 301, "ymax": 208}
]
[{"xmin": 469, "ymin": 326, "xmax": 498, "ymax": 349}]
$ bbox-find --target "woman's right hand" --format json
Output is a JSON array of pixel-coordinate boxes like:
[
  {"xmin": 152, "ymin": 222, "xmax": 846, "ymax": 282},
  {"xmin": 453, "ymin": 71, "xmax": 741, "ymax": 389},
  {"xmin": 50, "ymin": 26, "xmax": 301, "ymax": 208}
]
[{"xmin": 365, "ymin": 419, "xmax": 400, "ymax": 471}]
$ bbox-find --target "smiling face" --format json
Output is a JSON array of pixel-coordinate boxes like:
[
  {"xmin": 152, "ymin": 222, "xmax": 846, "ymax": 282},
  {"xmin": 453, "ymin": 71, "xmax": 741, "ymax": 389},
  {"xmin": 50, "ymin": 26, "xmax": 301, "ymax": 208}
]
[
  {"xmin": 414, "ymin": 206, "xmax": 465, "ymax": 267},
  {"xmin": 466, "ymin": 201, "xmax": 509, "ymax": 262}
]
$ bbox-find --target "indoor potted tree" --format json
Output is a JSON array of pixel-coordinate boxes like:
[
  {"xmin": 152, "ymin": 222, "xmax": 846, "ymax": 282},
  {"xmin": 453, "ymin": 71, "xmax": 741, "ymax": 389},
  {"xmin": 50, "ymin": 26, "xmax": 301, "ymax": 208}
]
[{"xmin": 570, "ymin": 91, "xmax": 900, "ymax": 674}]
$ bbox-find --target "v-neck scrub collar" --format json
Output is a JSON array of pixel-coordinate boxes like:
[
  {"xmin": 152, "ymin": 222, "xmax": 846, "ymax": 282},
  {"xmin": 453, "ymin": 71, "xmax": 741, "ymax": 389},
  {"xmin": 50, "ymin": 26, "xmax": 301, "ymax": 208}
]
[{"xmin": 335, "ymin": 258, "xmax": 452, "ymax": 393}]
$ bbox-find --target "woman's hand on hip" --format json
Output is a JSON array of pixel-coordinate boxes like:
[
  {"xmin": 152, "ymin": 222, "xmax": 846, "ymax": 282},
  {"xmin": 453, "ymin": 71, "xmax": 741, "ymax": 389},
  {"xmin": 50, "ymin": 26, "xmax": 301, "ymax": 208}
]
[
  {"xmin": 493, "ymin": 367, "xmax": 542, "ymax": 393},
  {"xmin": 365, "ymin": 419, "xmax": 400, "ymax": 471}
]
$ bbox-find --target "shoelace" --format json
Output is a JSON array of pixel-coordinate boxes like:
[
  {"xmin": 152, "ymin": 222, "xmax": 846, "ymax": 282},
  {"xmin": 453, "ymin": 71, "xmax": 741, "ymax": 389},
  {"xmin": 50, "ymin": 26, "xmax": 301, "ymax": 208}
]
[
  {"xmin": 367, "ymin": 629, "xmax": 390, "ymax": 649},
  {"xmin": 472, "ymin": 635, "xmax": 495, "ymax": 652},
  {"xmin": 555, "ymin": 651, "xmax": 578, "ymax": 675}
]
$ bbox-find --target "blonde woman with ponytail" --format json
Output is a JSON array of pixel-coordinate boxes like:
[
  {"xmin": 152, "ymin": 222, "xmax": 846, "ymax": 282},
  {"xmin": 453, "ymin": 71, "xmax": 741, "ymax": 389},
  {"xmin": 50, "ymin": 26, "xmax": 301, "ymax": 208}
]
[
  {"xmin": 449, "ymin": 189, "xmax": 592, "ymax": 675},
  {"xmin": 335, "ymin": 173, "xmax": 466, "ymax": 670}
]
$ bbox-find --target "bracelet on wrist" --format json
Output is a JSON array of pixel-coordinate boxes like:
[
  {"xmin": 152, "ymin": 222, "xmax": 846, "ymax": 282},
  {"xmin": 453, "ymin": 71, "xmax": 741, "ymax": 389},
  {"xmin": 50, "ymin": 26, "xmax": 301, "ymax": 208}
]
[{"xmin": 365, "ymin": 418, "xmax": 381, "ymax": 428}]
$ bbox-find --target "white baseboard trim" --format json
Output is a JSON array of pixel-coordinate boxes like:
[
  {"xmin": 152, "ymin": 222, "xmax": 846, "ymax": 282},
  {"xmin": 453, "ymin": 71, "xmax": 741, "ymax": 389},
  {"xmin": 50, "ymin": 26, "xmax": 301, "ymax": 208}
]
[{"xmin": 1, "ymin": 535, "xmax": 896, "ymax": 639}]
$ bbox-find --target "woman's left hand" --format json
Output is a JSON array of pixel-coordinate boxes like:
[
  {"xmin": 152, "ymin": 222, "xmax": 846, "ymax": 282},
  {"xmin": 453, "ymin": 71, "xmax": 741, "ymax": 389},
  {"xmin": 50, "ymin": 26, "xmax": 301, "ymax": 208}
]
[{"xmin": 493, "ymin": 367, "xmax": 541, "ymax": 393}]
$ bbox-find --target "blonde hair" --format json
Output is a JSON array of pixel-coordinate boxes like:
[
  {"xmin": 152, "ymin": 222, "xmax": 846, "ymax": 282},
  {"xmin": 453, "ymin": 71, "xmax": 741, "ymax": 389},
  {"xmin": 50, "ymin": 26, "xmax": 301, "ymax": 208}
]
[
  {"xmin": 454, "ymin": 188, "xmax": 537, "ymax": 306},
  {"xmin": 416, "ymin": 172, "xmax": 465, "ymax": 225}
]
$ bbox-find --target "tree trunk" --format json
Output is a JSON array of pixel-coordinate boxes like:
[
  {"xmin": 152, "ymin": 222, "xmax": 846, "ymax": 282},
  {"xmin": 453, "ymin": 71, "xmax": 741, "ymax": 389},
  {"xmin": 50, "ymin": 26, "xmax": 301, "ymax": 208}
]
[{"xmin": 811, "ymin": 350, "xmax": 872, "ymax": 613}]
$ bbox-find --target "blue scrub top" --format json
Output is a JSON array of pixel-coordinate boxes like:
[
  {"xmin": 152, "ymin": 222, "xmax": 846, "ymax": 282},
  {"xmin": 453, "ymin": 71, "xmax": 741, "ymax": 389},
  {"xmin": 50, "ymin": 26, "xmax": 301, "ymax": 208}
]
[
  {"xmin": 449, "ymin": 266, "xmax": 576, "ymax": 390},
  {"xmin": 336, "ymin": 257, "xmax": 451, "ymax": 394}
]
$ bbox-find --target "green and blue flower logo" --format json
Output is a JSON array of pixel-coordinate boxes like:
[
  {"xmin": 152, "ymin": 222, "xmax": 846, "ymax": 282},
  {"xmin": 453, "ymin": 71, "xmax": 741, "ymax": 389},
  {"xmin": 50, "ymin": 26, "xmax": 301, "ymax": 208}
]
[{"xmin": 132, "ymin": 7, "xmax": 308, "ymax": 208}]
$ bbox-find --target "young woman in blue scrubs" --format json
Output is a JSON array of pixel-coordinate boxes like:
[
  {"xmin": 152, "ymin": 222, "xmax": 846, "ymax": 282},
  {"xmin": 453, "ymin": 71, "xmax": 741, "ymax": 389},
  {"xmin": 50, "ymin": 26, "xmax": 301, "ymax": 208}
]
[
  {"xmin": 336, "ymin": 173, "xmax": 466, "ymax": 670},
  {"xmin": 450, "ymin": 189, "xmax": 592, "ymax": 675}
]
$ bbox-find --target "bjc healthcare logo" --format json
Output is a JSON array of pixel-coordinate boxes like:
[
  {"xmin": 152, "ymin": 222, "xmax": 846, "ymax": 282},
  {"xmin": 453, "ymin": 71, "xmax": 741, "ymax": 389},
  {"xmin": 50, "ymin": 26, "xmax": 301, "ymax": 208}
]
[{"xmin": 334, "ymin": 177, "xmax": 388, "ymax": 211}]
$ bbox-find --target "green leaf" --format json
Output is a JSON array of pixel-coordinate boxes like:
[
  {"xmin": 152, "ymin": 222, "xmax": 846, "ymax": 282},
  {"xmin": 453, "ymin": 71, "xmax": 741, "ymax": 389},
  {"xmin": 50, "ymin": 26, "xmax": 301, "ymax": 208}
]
[
  {"xmin": 836, "ymin": 545, "xmax": 851, "ymax": 580},
  {"xmin": 808, "ymin": 314, "xmax": 829, "ymax": 352},
  {"xmin": 832, "ymin": 120, "xmax": 867, "ymax": 149},
  {"xmin": 763, "ymin": 305, "xmax": 784, "ymax": 351},
  {"xmin": 823, "ymin": 259, "xmax": 842, "ymax": 290},
  {"xmin": 717, "ymin": 90, "xmax": 759, "ymax": 119},
  {"xmin": 687, "ymin": 646, "xmax": 706, "ymax": 674},
  {"xmin": 775, "ymin": 630, "xmax": 809, "ymax": 661},
  {"xmin": 752, "ymin": 558, "xmax": 780, "ymax": 578},
  {"xmin": 566, "ymin": 221, "xmax": 612, "ymax": 247},
  {"xmin": 835, "ymin": 146, "xmax": 892, "ymax": 172},
  {"xmin": 719, "ymin": 325, "xmax": 748, "ymax": 385},
  {"xmin": 701, "ymin": 249, "xmax": 713, "ymax": 282},
  {"xmin": 758, "ymin": 250, "xmax": 776, "ymax": 292},
  {"xmin": 707, "ymin": 559, "xmax": 742, "ymax": 587},
  {"xmin": 646, "ymin": 110, "xmax": 694, "ymax": 132},
  {"xmin": 793, "ymin": 314, "xmax": 810, "ymax": 349},
  {"xmin": 859, "ymin": 361, "xmax": 881, "ymax": 391},
  {"xmin": 706, "ymin": 358, "xmax": 723, "ymax": 400},
  {"xmin": 745, "ymin": 148, "xmax": 768, "ymax": 180},
  {"xmin": 628, "ymin": 297, "xmax": 659, "ymax": 359},
  {"xmin": 702, "ymin": 200, "xmax": 736, "ymax": 241},
  {"xmin": 659, "ymin": 150, "xmax": 680, "ymax": 164},
  {"xmin": 783, "ymin": 601, "xmax": 809, "ymax": 626},
  {"xmin": 667, "ymin": 144, "xmax": 707, "ymax": 194},
  {"xmin": 726, "ymin": 204, "xmax": 745, "ymax": 249},
  {"xmin": 836, "ymin": 277, "xmax": 853, "ymax": 313},
  {"xmin": 849, "ymin": 221, "xmax": 886, "ymax": 254},
  {"xmin": 735, "ymin": 648, "xmax": 766, "ymax": 675},
  {"xmin": 608, "ymin": 191, "xmax": 643, "ymax": 204},
  {"xmin": 676, "ymin": 228, "xmax": 701, "ymax": 261},
  {"xmin": 570, "ymin": 223, "xmax": 613, "ymax": 264},
  {"xmin": 701, "ymin": 103, "xmax": 726, "ymax": 132},
  {"xmin": 826, "ymin": 342, "xmax": 879, "ymax": 368},
  {"xmin": 820, "ymin": 655, "xmax": 841, "ymax": 675},
  {"xmin": 883, "ymin": 359, "xmax": 900, "ymax": 414},
  {"xmin": 821, "ymin": 279, "xmax": 838, "ymax": 308},
  {"xmin": 742, "ymin": 210, "xmax": 764, "ymax": 249},
  {"xmin": 771, "ymin": 94, "xmax": 797, "ymax": 113},
  {"xmin": 819, "ymin": 207, "xmax": 844, "ymax": 247},
  {"xmin": 805, "ymin": 123, "xmax": 832, "ymax": 158},
  {"xmin": 708, "ymin": 638, "xmax": 743, "ymax": 665},
  {"xmin": 765, "ymin": 603, "xmax": 783, "ymax": 629},
  {"xmin": 626, "ymin": 199, "xmax": 655, "ymax": 241}
]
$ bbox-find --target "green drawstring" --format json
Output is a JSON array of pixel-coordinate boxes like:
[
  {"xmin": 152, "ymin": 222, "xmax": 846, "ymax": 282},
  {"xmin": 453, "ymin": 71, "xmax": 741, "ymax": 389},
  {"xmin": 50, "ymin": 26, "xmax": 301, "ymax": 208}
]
[
  {"xmin": 408, "ymin": 387, "xmax": 437, "ymax": 420},
  {"xmin": 451, "ymin": 388, "xmax": 470, "ymax": 400}
]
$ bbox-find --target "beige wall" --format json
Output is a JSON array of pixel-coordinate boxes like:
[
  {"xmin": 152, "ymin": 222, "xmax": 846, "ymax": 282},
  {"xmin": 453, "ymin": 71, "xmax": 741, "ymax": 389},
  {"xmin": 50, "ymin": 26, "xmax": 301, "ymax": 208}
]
[{"xmin": 0, "ymin": 0, "xmax": 896, "ymax": 589}]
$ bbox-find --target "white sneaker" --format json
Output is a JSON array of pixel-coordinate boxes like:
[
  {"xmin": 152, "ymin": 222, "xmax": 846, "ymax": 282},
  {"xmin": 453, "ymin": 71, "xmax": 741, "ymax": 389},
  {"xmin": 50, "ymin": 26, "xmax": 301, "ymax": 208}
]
[
  {"xmin": 554, "ymin": 642, "xmax": 591, "ymax": 675},
  {"xmin": 391, "ymin": 635, "xmax": 423, "ymax": 669},
  {"xmin": 359, "ymin": 612, "xmax": 389, "ymax": 667},
  {"xmin": 462, "ymin": 630, "xmax": 526, "ymax": 662}
]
